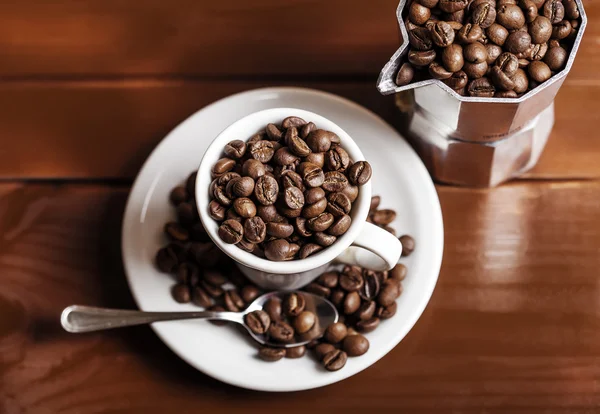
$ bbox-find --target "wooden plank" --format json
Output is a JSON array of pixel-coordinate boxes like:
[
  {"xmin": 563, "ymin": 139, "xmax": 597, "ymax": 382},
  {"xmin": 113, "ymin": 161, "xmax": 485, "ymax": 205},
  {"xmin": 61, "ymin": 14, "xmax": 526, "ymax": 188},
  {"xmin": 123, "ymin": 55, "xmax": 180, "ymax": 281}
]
[
  {"xmin": 0, "ymin": 181, "xmax": 599, "ymax": 412},
  {"xmin": 0, "ymin": 81, "xmax": 596, "ymax": 180}
]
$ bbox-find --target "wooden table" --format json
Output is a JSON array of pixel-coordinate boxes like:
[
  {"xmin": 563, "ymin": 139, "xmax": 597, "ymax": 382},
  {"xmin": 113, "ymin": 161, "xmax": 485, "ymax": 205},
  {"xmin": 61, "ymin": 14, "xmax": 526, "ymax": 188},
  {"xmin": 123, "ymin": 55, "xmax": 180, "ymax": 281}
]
[{"xmin": 1, "ymin": 1, "xmax": 599, "ymax": 412}]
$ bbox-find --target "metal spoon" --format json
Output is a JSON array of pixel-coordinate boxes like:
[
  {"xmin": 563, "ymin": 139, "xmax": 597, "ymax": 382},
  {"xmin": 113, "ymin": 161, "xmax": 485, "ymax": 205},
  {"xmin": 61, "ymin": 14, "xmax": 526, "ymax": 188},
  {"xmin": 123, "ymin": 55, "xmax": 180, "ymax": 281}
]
[{"xmin": 61, "ymin": 291, "xmax": 338, "ymax": 348}]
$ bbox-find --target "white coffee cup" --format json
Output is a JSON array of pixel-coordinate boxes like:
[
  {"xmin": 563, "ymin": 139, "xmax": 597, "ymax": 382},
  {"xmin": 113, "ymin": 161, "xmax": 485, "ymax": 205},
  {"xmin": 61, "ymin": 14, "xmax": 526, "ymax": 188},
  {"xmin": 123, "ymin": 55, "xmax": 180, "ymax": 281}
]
[{"xmin": 196, "ymin": 108, "xmax": 402, "ymax": 290}]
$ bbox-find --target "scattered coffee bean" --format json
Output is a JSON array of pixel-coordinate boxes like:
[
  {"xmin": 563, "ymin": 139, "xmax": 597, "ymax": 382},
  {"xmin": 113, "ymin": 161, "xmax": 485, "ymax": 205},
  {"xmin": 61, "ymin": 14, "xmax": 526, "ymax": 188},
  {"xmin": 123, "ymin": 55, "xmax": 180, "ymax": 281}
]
[
  {"xmin": 314, "ymin": 343, "xmax": 336, "ymax": 361},
  {"xmin": 343, "ymin": 291, "xmax": 361, "ymax": 315},
  {"xmin": 283, "ymin": 292, "xmax": 306, "ymax": 317},
  {"xmin": 322, "ymin": 349, "xmax": 348, "ymax": 371},
  {"xmin": 218, "ymin": 219, "xmax": 244, "ymax": 244},
  {"xmin": 286, "ymin": 345, "xmax": 307, "ymax": 359},
  {"xmin": 264, "ymin": 297, "xmax": 282, "ymax": 321},
  {"xmin": 324, "ymin": 322, "xmax": 348, "ymax": 344},
  {"xmin": 299, "ymin": 243, "xmax": 323, "ymax": 259},
  {"xmin": 192, "ymin": 285, "xmax": 213, "ymax": 308},
  {"xmin": 304, "ymin": 282, "xmax": 331, "ymax": 297},
  {"xmin": 245, "ymin": 310, "xmax": 271, "ymax": 335},
  {"xmin": 399, "ymin": 234, "xmax": 416, "ymax": 256},
  {"xmin": 356, "ymin": 317, "xmax": 381, "ymax": 333},
  {"xmin": 172, "ymin": 283, "xmax": 191, "ymax": 303},
  {"xmin": 294, "ymin": 311, "xmax": 316, "ymax": 334},
  {"xmin": 269, "ymin": 320, "xmax": 295, "ymax": 343},
  {"xmin": 395, "ymin": 62, "xmax": 415, "ymax": 86},
  {"xmin": 259, "ymin": 346, "xmax": 286, "ymax": 362},
  {"xmin": 347, "ymin": 161, "xmax": 372, "ymax": 186},
  {"xmin": 377, "ymin": 301, "xmax": 398, "ymax": 319},
  {"xmin": 339, "ymin": 267, "xmax": 364, "ymax": 292},
  {"xmin": 342, "ymin": 334, "xmax": 370, "ymax": 356},
  {"xmin": 240, "ymin": 285, "xmax": 260, "ymax": 303},
  {"xmin": 170, "ymin": 186, "xmax": 188, "ymax": 205}
]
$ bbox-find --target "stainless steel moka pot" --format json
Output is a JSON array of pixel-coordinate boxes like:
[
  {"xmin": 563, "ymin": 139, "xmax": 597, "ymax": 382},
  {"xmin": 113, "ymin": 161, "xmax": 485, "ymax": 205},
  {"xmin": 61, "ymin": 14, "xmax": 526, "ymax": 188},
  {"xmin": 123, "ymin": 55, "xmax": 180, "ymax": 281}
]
[{"xmin": 377, "ymin": 0, "xmax": 587, "ymax": 187}]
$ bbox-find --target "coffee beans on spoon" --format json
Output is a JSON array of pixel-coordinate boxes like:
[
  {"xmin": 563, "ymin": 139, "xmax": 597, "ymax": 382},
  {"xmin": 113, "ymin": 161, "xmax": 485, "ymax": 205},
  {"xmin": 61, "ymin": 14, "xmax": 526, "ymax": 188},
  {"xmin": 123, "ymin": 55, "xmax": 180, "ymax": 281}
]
[
  {"xmin": 209, "ymin": 116, "xmax": 372, "ymax": 261},
  {"xmin": 396, "ymin": 0, "xmax": 582, "ymax": 97}
]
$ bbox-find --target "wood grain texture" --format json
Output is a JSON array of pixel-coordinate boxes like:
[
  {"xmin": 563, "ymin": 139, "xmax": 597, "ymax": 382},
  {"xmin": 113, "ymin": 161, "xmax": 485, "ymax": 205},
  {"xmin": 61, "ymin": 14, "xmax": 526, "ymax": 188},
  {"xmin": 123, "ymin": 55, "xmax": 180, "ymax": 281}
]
[
  {"xmin": 0, "ymin": 81, "xmax": 597, "ymax": 180},
  {"xmin": 1, "ymin": 182, "xmax": 599, "ymax": 413}
]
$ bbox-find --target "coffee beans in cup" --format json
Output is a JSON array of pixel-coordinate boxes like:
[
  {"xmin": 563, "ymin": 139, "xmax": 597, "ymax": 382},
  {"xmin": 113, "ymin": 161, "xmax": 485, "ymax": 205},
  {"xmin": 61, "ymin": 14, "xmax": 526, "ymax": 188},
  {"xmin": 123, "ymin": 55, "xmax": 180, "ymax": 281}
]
[
  {"xmin": 395, "ymin": 0, "xmax": 582, "ymax": 97},
  {"xmin": 208, "ymin": 116, "xmax": 372, "ymax": 261}
]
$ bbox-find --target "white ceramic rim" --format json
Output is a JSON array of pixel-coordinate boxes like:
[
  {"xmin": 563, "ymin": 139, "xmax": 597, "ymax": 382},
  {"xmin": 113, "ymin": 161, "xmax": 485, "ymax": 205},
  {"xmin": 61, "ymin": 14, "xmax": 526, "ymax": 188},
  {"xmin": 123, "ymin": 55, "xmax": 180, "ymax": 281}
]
[{"xmin": 196, "ymin": 108, "xmax": 372, "ymax": 274}]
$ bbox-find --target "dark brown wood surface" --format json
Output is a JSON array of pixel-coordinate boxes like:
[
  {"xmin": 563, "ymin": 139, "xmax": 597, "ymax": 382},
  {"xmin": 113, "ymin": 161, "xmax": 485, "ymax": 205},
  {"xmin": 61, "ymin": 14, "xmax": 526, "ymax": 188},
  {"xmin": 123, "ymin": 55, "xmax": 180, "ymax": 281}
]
[{"xmin": 1, "ymin": 0, "xmax": 600, "ymax": 412}]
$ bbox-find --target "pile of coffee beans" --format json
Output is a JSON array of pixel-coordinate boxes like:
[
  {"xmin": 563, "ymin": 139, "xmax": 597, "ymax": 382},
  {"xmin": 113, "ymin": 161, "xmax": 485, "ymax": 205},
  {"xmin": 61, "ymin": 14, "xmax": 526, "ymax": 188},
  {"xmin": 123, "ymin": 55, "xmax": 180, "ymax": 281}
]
[
  {"xmin": 207, "ymin": 116, "xmax": 372, "ymax": 261},
  {"xmin": 395, "ymin": 0, "xmax": 582, "ymax": 97},
  {"xmin": 156, "ymin": 174, "xmax": 414, "ymax": 371}
]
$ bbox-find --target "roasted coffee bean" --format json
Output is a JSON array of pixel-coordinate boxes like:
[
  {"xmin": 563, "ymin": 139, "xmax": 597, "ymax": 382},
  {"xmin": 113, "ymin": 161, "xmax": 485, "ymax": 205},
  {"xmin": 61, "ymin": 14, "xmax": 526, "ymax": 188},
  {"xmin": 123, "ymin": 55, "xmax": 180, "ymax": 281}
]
[
  {"xmin": 282, "ymin": 116, "xmax": 307, "ymax": 129},
  {"xmin": 399, "ymin": 234, "xmax": 416, "ymax": 256},
  {"xmin": 346, "ymin": 161, "xmax": 371, "ymax": 186},
  {"xmin": 326, "ymin": 192, "xmax": 351, "ymax": 217},
  {"xmin": 328, "ymin": 215, "xmax": 352, "ymax": 236},
  {"xmin": 257, "ymin": 205, "xmax": 285, "ymax": 223},
  {"xmin": 529, "ymin": 16, "xmax": 553, "ymax": 44},
  {"xmin": 224, "ymin": 140, "xmax": 247, "ymax": 159},
  {"xmin": 377, "ymin": 301, "xmax": 398, "ymax": 319},
  {"xmin": 369, "ymin": 195, "xmax": 381, "ymax": 213},
  {"xmin": 240, "ymin": 285, "xmax": 260, "ymax": 303},
  {"xmin": 409, "ymin": 27, "xmax": 434, "ymax": 51},
  {"xmin": 518, "ymin": 57, "xmax": 530, "ymax": 68},
  {"xmin": 467, "ymin": 77, "xmax": 496, "ymax": 97},
  {"xmin": 342, "ymin": 334, "xmax": 370, "ymax": 356},
  {"xmin": 286, "ymin": 345, "xmax": 306, "ymax": 359},
  {"xmin": 343, "ymin": 291, "xmax": 361, "ymax": 315},
  {"xmin": 313, "ymin": 232, "xmax": 337, "ymax": 246},
  {"xmin": 431, "ymin": 21, "xmax": 455, "ymax": 47},
  {"xmin": 212, "ymin": 158, "xmax": 236, "ymax": 175},
  {"xmin": 521, "ymin": 0, "xmax": 538, "ymax": 22},
  {"xmin": 164, "ymin": 222, "xmax": 189, "ymax": 242},
  {"xmin": 314, "ymin": 343, "xmax": 336, "ymax": 361},
  {"xmin": 259, "ymin": 346, "xmax": 286, "ymax": 362},
  {"xmin": 439, "ymin": 0, "xmax": 468, "ymax": 13},
  {"xmin": 228, "ymin": 176, "xmax": 255, "ymax": 198},
  {"xmin": 491, "ymin": 66, "xmax": 516, "ymax": 90},
  {"xmin": 298, "ymin": 162, "xmax": 325, "ymax": 188},
  {"xmin": 390, "ymin": 263, "xmax": 408, "ymax": 282},
  {"xmin": 372, "ymin": 209, "xmax": 396, "ymax": 225},
  {"xmin": 356, "ymin": 317, "xmax": 381, "ymax": 333},
  {"xmin": 177, "ymin": 202, "xmax": 198, "ymax": 225},
  {"xmin": 278, "ymin": 203, "xmax": 303, "ymax": 219},
  {"xmin": 306, "ymin": 130, "xmax": 334, "ymax": 153},
  {"xmin": 378, "ymin": 279, "xmax": 401, "ymax": 307},
  {"xmin": 339, "ymin": 268, "xmax": 364, "ymax": 292},
  {"xmin": 544, "ymin": 45, "xmax": 567, "ymax": 70},
  {"xmin": 293, "ymin": 217, "xmax": 312, "ymax": 238},
  {"xmin": 496, "ymin": 52, "xmax": 519, "ymax": 76},
  {"xmin": 356, "ymin": 300, "xmax": 377, "ymax": 321},
  {"xmin": 172, "ymin": 283, "xmax": 191, "ymax": 303},
  {"xmin": 266, "ymin": 222, "xmax": 294, "ymax": 238},
  {"xmin": 408, "ymin": 49, "xmax": 437, "ymax": 67},
  {"xmin": 203, "ymin": 268, "xmax": 228, "ymax": 286},
  {"xmin": 213, "ymin": 185, "xmax": 233, "ymax": 207},
  {"xmin": 218, "ymin": 219, "xmax": 243, "ymax": 244},
  {"xmin": 233, "ymin": 197, "xmax": 256, "ymax": 218},
  {"xmin": 317, "ymin": 271, "xmax": 339, "ymax": 289},
  {"xmin": 249, "ymin": 140, "xmax": 275, "ymax": 163},
  {"xmin": 497, "ymin": 4, "xmax": 525, "ymax": 29},
  {"xmin": 304, "ymin": 282, "xmax": 331, "ymax": 297},
  {"xmin": 294, "ymin": 311, "xmax": 316, "ymax": 334},
  {"xmin": 564, "ymin": 0, "xmax": 579, "ymax": 20},
  {"xmin": 322, "ymin": 349, "xmax": 347, "ymax": 371},
  {"xmin": 552, "ymin": 20, "xmax": 572, "ymax": 40},
  {"xmin": 443, "ymin": 70, "xmax": 469, "ymax": 89},
  {"xmin": 511, "ymin": 68, "xmax": 529, "ymax": 93},
  {"xmin": 505, "ymin": 30, "xmax": 531, "ymax": 54},
  {"xmin": 305, "ymin": 187, "xmax": 326, "ymax": 204},
  {"xmin": 300, "ymin": 122, "xmax": 316, "ymax": 139},
  {"xmin": 419, "ymin": 0, "xmax": 439, "ymax": 7},
  {"xmin": 307, "ymin": 212, "xmax": 334, "ymax": 232},
  {"xmin": 429, "ymin": 62, "xmax": 454, "ymax": 79},
  {"xmin": 286, "ymin": 243, "xmax": 301, "ymax": 260},
  {"xmin": 304, "ymin": 152, "xmax": 325, "ymax": 169},
  {"xmin": 176, "ymin": 261, "xmax": 198, "ymax": 285},
  {"xmin": 224, "ymin": 289, "xmax": 244, "ymax": 311},
  {"xmin": 329, "ymin": 289, "xmax": 345, "ymax": 310},
  {"xmin": 324, "ymin": 322, "xmax": 348, "ymax": 344},
  {"xmin": 186, "ymin": 172, "xmax": 197, "ymax": 196},
  {"xmin": 280, "ymin": 170, "xmax": 305, "ymax": 192},
  {"xmin": 170, "ymin": 186, "xmax": 188, "ymax": 206},
  {"xmin": 528, "ymin": 42, "xmax": 549, "ymax": 61},
  {"xmin": 326, "ymin": 146, "xmax": 351, "ymax": 172},
  {"xmin": 264, "ymin": 239, "xmax": 290, "ymax": 261},
  {"xmin": 487, "ymin": 23, "xmax": 509, "ymax": 46},
  {"xmin": 457, "ymin": 23, "xmax": 483, "ymax": 43},
  {"xmin": 254, "ymin": 175, "xmax": 279, "ymax": 205},
  {"xmin": 281, "ymin": 186, "xmax": 304, "ymax": 210},
  {"xmin": 283, "ymin": 292, "xmax": 306, "ymax": 317},
  {"xmin": 269, "ymin": 320, "xmax": 295, "ymax": 343},
  {"xmin": 264, "ymin": 297, "xmax": 282, "ymax": 321},
  {"xmin": 441, "ymin": 44, "xmax": 464, "ymax": 72},
  {"xmin": 242, "ymin": 159, "xmax": 266, "ymax": 180},
  {"xmin": 243, "ymin": 216, "xmax": 266, "ymax": 244},
  {"xmin": 208, "ymin": 200, "xmax": 227, "ymax": 221},
  {"xmin": 245, "ymin": 310, "xmax": 271, "ymax": 334},
  {"xmin": 299, "ymin": 243, "xmax": 323, "ymax": 259},
  {"xmin": 271, "ymin": 147, "xmax": 298, "ymax": 166},
  {"xmin": 359, "ymin": 271, "xmax": 381, "ymax": 300},
  {"xmin": 495, "ymin": 90, "xmax": 519, "ymax": 97},
  {"xmin": 286, "ymin": 134, "xmax": 311, "ymax": 158},
  {"xmin": 302, "ymin": 198, "xmax": 328, "ymax": 219},
  {"xmin": 264, "ymin": 123, "xmax": 283, "ymax": 141},
  {"xmin": 409, "ymin": 2, "xmax": 431, "ymax": 25},
  {"xmin": 543, "ymin": 0, "xmax": 564, "ymax": 23},
  {"xmin": 192, "ymin": 285, "xmax": 213, "ymax": 308},
  {"xmin": 225, "ymin": 208, "xmax": 242, "ymax": 223},
  {"xmin": 464, "ymin": 42, "xmax": 488, "ymax": 64},
  {"xmin": 464, "ymin": 60, "xmax": 488, "ymax": 80},
  {"xmin": 471, "ymin": 2, "xmax": 496, "ymax": 28},
  {"xmin": 528, "ymin": 60, "xmax": 552, "ymax": 82},
  {"xmin": 485, "ymin": 44, "xmax": 503, "ymax": 65},
  {"xmin": 395, "ymin": 62, "xmax": 415, "ymax": 86},
  {"xmin": 341, "ymin": 185, "xmax": 359, "ymax": 203}
]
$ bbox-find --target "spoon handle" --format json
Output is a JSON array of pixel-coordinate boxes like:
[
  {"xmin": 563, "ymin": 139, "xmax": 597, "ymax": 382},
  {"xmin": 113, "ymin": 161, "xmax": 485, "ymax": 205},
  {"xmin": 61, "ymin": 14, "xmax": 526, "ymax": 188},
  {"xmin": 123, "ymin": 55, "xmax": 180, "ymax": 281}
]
[{"xmin": 61, "ymin": 305, "xmax": 239, "ymax": 333}]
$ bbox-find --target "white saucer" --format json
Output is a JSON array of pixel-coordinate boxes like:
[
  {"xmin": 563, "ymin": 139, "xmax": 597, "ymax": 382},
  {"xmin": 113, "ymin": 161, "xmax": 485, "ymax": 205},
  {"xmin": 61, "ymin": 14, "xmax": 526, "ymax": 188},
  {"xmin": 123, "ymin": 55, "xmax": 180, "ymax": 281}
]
[{"xmin": 122, "ymin": 87, "xmax": 444, "ymax": 392}]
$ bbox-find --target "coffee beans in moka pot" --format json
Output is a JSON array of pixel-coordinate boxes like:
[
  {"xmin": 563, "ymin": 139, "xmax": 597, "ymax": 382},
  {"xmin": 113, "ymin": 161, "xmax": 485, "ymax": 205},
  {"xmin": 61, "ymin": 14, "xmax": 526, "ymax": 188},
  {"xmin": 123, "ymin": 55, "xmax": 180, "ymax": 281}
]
[{"xmin": 208, "ymin": 116, "xmax": 372, "ymax": 261}]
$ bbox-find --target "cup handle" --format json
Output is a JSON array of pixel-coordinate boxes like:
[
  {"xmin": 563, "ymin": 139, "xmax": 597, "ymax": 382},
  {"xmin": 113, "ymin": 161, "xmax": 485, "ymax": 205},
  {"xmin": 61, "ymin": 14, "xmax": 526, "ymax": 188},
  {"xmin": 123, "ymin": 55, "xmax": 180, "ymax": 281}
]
[{"xmin": 334, "ymin": 222, "xmax": 402, "ymax": 271}]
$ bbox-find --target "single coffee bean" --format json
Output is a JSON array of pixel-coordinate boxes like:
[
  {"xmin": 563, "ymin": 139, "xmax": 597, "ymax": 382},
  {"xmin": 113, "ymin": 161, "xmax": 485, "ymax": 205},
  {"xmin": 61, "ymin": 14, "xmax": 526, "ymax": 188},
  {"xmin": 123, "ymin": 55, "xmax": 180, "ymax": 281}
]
[
  {"xmin": 356, "ymin": 317, "xmax": 381, "ymax": 333},
  {"xmin": 399, "ymin": 234, "xmax": 416, "ymax": 256},
  {"xmin": 286, "ymin": 243, "xmax": 300, "ymax": 260},
  {"xmin": 265, "ymin": 123, "xmax": 283, "ymax": 141},
  {"xmin": 328, "ymin": 215, "xmax": 352, "ymax": 236},
  {"xmin": 164, "ymin": 222, "xmax": 189, "ymax": 242},
  {"xmin": 299, "ymin": 243, "xmax": 323, "ymax": 259},
  {"xmin": 356, "ymin": 300, "xmax": 377, "ymax": 321},
  {"xmin": 313, "ymin": 231, "xmax": 337, "ymax": 246},
  {"xmin": 409, "ymin": 2, "xmax": 431, "ymax": 25},
  {"xmin": 307, "ymin": 213, "xmax": 334, "ymax": 232},
  {"xmin": 185, "ymin": 172, "xmax": 197, "ymax": 196},
  {"xmin": 176, "ymin": 202, "xmax": 198, "ymax": 225},
  {"xmin": 324, "ymin": 322, "xmax": 348, "ymax": 344},
  {"xmin": 471, "ymin": 2, "xmax": 496, "ymax": 28},
  {"xmin": 281, "ymin": 186, "xmax": 304, "ymax": 210},
  {"xmin": 304, "ymin": 282, "xmax": 331, "ymax": 297},
  {"xmin": 464, "ymin": 60, "xmax": 488, "ymax": 79},
  {"xmin": 528, "ymin": 60, "xmax": 552, "ymax": 82},
  {"xmin": 443, "ymin": 71, "xmax": 469, "ymax": 90},
  {"xmin": 409, "ymin": 27, "xmax": 434, "ymax": 51},
  {"xmin": 300, "ymin": 122, "xmax": 316, "ymax": 139},
  {"xmin": 203, "ymin": 268, "xmax": 227, "ymax": 286},
  {"xmin": 280, "ymin": 170, "xmax": 305, "ymax": 193},
  {"xmin": 263, "ymin": 297, "xmax": 282, "ymax": 321},
  {"xmin": 359, "ymin": 271, "xmax": 381, "ymax": 300},
  {"xmin": 237, "ymin": 238, "xmax": 256, "ymax": 253},
  {"xmin": 294, "ymin": 311, "xmax": 316, "ymax": 334},
  {"xmin": 343, "ymin": 291, "xmax": 361, "ymax": 315},
  {"xmin": 528, "ymin": 42, "xmax": 548, "ymax": 61},
  {"xmin": 304, "ymin": 187, "xmax": 325, "ymax": 204},
  {"xmin": 192, "ymin": 285, "xmax": 213, "ymax": 308},
  {"xmin": 282, "ymin": 116, "xmax": 307, "ymax": 129},
  {"xmin": 369, "ymin": 195, "xmax": 381, "ymax": 213},
  {"xmin": 342, "ymin": 334, "xmax": 370, "ymax": 356},
  {"xmin": 257, "ymin": 205, "xmax": 284, "ymax": 223},
  {"xmin": 242, "ymin": 159, "xmax": 266, "ymax": 180},
  {"xmin": 326, "ymin": 146, "xmax": 351, "ymax": 172},
  {"xmin": 496, "ymin": 52, "xmax": 519, "ymax": 76},
  {"xmin": 326, "ymin": 192, "xmax": 351, "ymax": 217},
  {"xmin": 441, "ymin": 44, "xmax": 464, "ymax": 73},
  {"xmin": 439, "ymin": 0, "xmax": 468, "ymax": 13},
  {"xmin": 224, "ymin": 289, "xmax": 245, "ymax": 312},
  {"xmin": 298, "ymin": 162, "xmax": 325, "ymax": 188},
  {"xmin": 317, "ymin": 271, "xmax": 339, "ymax": 289},
  {"xmin": 543, "ymin": 0, "xmax": 564, "ymax": 23},
  {"xmin": 247, "ymin": 132, "xmax": 265, "ymax": 145},
  {"xmin": 487, "ymin": 23, "xmax": 509, "ymax": 46},
  {"xmin": 505, "ymin": 30, "xmax": 531, "ymax": 54},
  {"xmin": 272, "ymin": 147, "xmax": 299, "ymax": 166},
  {"xmin": 339, "ymin": 269, "xmax": 364, "ymax": 292},
  {"xmin": 266, "ymin": 222, "xmax": 294, "ymax": 238},
  {"xmin": 269, "ymin": 320, "xmax": 295, "ymax": 343},
  {"xmin": 249, "ymin": 140, "xmax": 275, "ymax": 163},
  {"xmin": 254, "ymin": 175, "xmax": 279, "ymax": 206},
  {"xmin": 431, "ymin": 21, "xmax": 455, "ymax": 47},
  {"xmin": 378, "ymin": 280, "xmax": 401, "ymax": 306},
  {"xmin": 457, "ymin": 23, "xmax": 483, "ymax": 43},
  {"xmin": 239, "ymin": 285, "xmax": 260, "ymax": 303},
  {"xmin": 243, "ymin": 216, "xmax": 266, "ymax": 243},
  {"xmin": 229, "ymin": 176, "xmax": 255, "ymax": 198},
  {"xmin": 490, "ymin": 66, "xmax": 516, "ymax": 90},
  {"xmin": 529, "ymin": 16, "xmax": 553, "ymax": 45},
  {"xmin": 341, "ymin": 184, "xmax": 359, "ymax": 203},
  {"xmin": 262, "ymin": 238, "xmax": 290, "ymax": 260},
  {"xmin": 306, "ymin": 130, "xmax": 334, "ymax": 153},
  {"xmin": 564, "ymin": 0, "xmax": 579, "ymax": 19},
  {"xmin": 495, "ymin": 89, "xmax": 519, "ymax": 97},
  {"xmin": 552, "ymin": 20, "xmax": 572, "ymax": 40},
  {"xmin": 395, "ymin": 62, "xmax": 415, "ymax": 86},
  {"xmin": 224, "ymin": 140, "xmax": 247, "ymax": 159},
  {"xmin": 347, "ymin": 161, "xmax": 372, "ymax": 186},
  {"xmin": 259, "ymin": 346, "xmax": 286, "ymax": 362},
  {"xmin": 172, "ymin": 283, "xmax": 191, "ymax": 303},
  {"xmin": 496, "ymin": 4, "xmax": 525, "ymax": 29},
  {"xmin": 390, "ymin": 263, "xmax": 408, "ymax": 282},
  {"xmin": 322, "ymin": 349, "xmax": 347, "ymax": 371},
  {"xmin": 464, "ymin": 42, "xmax": 488, "ymax": 64},
  {"xmin": 302, "ymin": 198, "xmax": 328, "ymax": 219},
  {"xmin": 285, "ymin": 136, "xmax": 311, "ymax": 159},
  {"xmin": 170, "ymin": 186, "xmax": 188, "ymax": 206},
  {"xmin": 293, "ymin": 217, "xmax": 312, "ymax": 238},
  {"xmin": 485, "ymin": 44, "xmax": 503, "ymax": 65},
  {"xmin": 245, "ymin": 310, "xmax": 271, "ymax": 335},
  {"xmin": 218, "ymin": 219, "xmax": 243, "ymax": 244},
  {"xmin": 408, "ymin": 49, "xmax": 437, "ymax": 67},
  {"xmin": 544, "ymin": 45, "xmax": 567, "ymax": 70},
  {"xmin": 377, "ymin": 301, "xmax": 398, "ymax": 319},
  {"xmin": 511, "ymin": 68, "xmax": 529, "ymax": 93},
  {"xmin": 329, "ymin": 289, "xmax": 346, "ymax": 309},
  {"xmin": 233, "ymin": 197, "xmax": 256, "ymax": 219},
  {"xmin": 372, "ymin": 209, "xmax": 397, "ymax": 225},
  {"xmin": 429, "ymin": 62, "xmax": 453, "ymax": 80},
  {"xmin": 520, "ymin": 0, "xmax": 538, "ymax": 23},
  {"xmin": 314, "ymin": 343, "xmax": 336, "ymax": 361},
  {"xmin": 304, "ymin": 152, "xmax": 325, "ymax": 169},
  {"xmin": 212, "ymin": 158, "xmax": 236, "ymax": 175},
  {"xmin": 176, "ymin": 261, "xmax": 198, "ymax": 285},
  {"xmin": 285, "ymin": 345, "xmax": 306, "ymax": 359},
  {"xmin": 467, "ymin": 77, "xmax": 496, "ymax": 97},
  {"xmin": 283, "ymin": 292, "xmax": 306, "ymax": 317}
]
